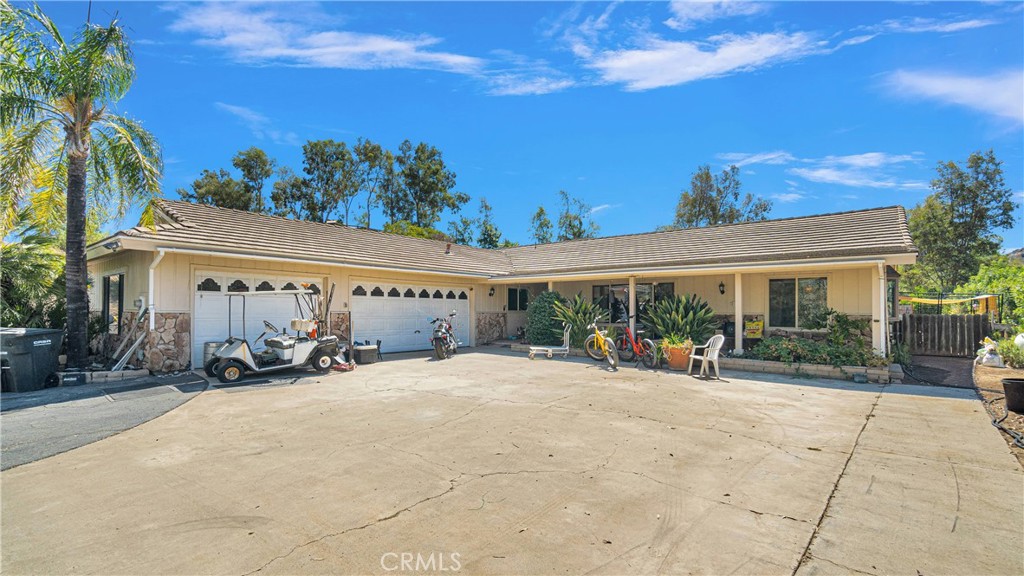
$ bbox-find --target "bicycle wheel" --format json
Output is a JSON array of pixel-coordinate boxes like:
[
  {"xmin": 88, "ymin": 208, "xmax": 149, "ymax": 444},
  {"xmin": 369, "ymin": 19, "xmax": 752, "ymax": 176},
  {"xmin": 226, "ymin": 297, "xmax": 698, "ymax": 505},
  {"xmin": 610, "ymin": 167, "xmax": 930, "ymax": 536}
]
[
  {"xmin": 640, "ymin": 338, "xmax": 658, "ymax": 369},
  {"xmin": 616, "ymin": 335, "xmax": 635, "ymax": 362},
  {"xmin": 584, "ymin": 335, "xmax": 605, "ymax": 360},
  {"xmin": 604, "ymin": 343, "xmax": 619, "ymax": 369}
]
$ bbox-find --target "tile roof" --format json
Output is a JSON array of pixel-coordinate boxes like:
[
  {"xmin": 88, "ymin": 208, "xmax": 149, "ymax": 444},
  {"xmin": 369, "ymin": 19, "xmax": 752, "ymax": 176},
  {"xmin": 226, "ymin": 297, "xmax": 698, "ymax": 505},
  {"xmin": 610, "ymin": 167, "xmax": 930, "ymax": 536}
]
[
  {"xmin": 107, "ymin": 200, "xmax": 916, "ymax": 278},
  {"xmin": 501, "ymin": 205, "xmax": 917, "ymax": 276},
  {"xmin": 119, "ymin": 200, "xmax": 512, "ymax": 276}
]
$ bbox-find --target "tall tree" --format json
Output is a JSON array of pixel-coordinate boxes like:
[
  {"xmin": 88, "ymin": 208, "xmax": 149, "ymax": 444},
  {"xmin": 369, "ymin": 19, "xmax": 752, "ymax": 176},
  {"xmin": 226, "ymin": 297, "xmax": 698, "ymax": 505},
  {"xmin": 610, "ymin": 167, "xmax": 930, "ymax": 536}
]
[
  {"xmin": 447, "ymin": 216, "xmax": 476, "ymax": 246},
  {"xmin": 232, "ymin": 147, "xmax": 274, "ymax": 213},
  {"xmin": 476, "ymin": 198, "xmax": 502, "ymax": 249},
  {"xmin": 670, "ymin": 164, "xmax": 771, "ymax": 229},
  {"xmin": 1, "ymin": 5, "xmax": 162, "ymax": 369},
  {"xmin": 269, "ymin": 167, "xmax": 307, "ymax": 220},
  {"xmin": 353, "ymin": 138, "xmax": 391, "ymax": 229},
  {"xmin": 557, "ymin": 190, "xmax": 598, "ymax": 241},
  {"xmin": 394, "ymin": 139, "xmax": 468, "ymax": 228},
  {"xmin": 178, "ymin": 169, "xmax": 249, "ymax": 210},
  {"xmin": 530, "ymin": 205, "xmax": 553, "ymax": 244},
  {"xmin": 908, "ymin": 150, "xmax": 1016, "ymax": 290}
]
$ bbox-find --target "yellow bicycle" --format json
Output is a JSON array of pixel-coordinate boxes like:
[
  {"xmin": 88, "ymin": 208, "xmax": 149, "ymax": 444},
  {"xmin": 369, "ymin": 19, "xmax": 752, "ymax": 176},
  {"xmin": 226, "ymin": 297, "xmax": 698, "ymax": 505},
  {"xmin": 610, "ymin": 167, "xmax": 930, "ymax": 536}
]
[{"xmin": 583, "ymin": 322, "xmax": 619, "ymax": 369}]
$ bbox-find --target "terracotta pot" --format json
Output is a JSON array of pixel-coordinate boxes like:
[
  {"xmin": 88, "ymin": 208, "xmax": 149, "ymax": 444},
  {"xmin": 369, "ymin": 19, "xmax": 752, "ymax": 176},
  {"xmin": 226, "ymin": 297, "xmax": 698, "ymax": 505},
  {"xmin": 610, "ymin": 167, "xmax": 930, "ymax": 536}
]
[{"xmin": 663, "ymin": 347, "xmax": 691, "ymax": 371}]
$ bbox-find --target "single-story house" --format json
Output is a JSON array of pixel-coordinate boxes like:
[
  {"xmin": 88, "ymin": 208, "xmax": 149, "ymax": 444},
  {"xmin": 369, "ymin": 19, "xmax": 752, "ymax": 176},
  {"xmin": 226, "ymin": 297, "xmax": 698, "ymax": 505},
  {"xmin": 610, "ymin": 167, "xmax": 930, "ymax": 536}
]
[{"xmin": 87, "ymin": 200, "xmax": 917, "ymax": 371}]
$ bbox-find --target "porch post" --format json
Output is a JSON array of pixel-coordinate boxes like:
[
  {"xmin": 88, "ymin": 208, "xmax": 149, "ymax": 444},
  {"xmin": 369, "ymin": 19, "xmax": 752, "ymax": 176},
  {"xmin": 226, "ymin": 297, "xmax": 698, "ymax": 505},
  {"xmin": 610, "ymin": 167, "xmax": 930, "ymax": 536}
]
[
  {"xmin": 628, "ymin": 276, "xmax": 636, "ymax": 337},
  {"xmin": 547, "ymin": 281, "xmax": 553, "ymax": 292},
  {"xmin": 734, "ymin": 272, "xmax": 744, "ymax": 355},
  {"xmin": 871, "ymin": 263, "xmax": 886, "ymax": 355}
]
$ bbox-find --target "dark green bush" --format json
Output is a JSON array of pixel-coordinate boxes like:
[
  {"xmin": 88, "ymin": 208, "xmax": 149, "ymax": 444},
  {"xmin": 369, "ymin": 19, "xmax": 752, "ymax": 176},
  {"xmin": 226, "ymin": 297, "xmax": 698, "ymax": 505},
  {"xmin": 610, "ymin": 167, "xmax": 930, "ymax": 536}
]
[
  {"xmin": 526, "ymin": 291, "xmax": 566, "ymax": 345},
  {"xmin": 750, "ymin": 336, "xmax": 886, "ymax": 368},
  {"xmin": 552, "ymin": 293, "xmax": 608, "ymax": 347},
  {"xmin": 643, "ymin": 293, "xmax": 717, "ymax": 342}
]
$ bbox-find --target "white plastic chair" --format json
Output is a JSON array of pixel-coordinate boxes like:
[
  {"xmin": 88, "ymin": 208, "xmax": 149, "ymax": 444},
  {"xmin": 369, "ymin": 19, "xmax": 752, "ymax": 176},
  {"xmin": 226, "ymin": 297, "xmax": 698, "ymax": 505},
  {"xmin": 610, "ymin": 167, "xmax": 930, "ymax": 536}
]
[{"xmin": 688, "ymin": 334, "xmax": 725, "ymax": 379}]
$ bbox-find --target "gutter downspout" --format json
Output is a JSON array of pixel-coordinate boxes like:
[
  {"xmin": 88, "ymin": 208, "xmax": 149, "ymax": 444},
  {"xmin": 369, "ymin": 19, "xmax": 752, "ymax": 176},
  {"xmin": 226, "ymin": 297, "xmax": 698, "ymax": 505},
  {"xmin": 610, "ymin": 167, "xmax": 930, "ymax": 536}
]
[
  {"xmin": 149, "ymin": 250, "xmax": 166, "ymax": 331},
  {"xmin": 878, "ymin": 262, "xmax": 888, "ymax": 357}
]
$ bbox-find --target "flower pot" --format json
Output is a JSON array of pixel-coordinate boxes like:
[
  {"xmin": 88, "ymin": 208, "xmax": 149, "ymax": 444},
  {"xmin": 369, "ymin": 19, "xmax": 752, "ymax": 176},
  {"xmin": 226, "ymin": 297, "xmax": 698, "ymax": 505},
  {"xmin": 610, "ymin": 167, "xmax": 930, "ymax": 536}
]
[
  {"xmin": 664, "ymin": 348, "xmax": 691, "ymax": 371},
  {"xmin": 1003, "ymin": 378, "xmax": 1024, "ymax": 415}
]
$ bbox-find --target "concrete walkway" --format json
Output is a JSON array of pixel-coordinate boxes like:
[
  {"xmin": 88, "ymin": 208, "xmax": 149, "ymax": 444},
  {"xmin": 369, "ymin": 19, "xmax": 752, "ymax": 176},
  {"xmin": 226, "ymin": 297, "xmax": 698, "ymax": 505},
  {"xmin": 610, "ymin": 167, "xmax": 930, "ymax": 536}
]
[{"xmin": 1, "ymin": 351, "xmax": 1020, "ymax": 575}]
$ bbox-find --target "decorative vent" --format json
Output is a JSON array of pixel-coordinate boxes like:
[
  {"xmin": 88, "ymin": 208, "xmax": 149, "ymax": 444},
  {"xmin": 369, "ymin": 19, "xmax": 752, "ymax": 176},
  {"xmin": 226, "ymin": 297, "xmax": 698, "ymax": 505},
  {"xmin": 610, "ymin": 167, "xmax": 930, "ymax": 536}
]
[
  {"xmin": 306, "ymin": 283, "xmax": 321, "ymax": 295},
  {"xmin": 255, "ymin": 281, "xmax": 275, "ymax": 292},
  {"xmin": 282, "ymin": 282, "xmax": 299, "ymax": 290},
  {"xmin": 446, "ymin": 290, "xmax": 456, "ymax": 299},
  {"xmin": 419, "ymin": 289, "xmax": 430, "ymax": 298},
  {"xmin": 388, "ymin": 287, "xmax": 401, "ymax": 297},
  {"xmin": 458, "ymin": 291, "xmax": 468, "ymax": 300},
  {"xmin": 371, "ymin": 287, "xmax": 385, "ymax": 297},
  {"xmin": 227, "ymin": 279, "xmax": 250, "ymax": 293},
  {"xmin": 196, "ymin": 278, "xmax": 221, "ymax": 292},
  {"xmin": 404, "ymin": 289, "xmax": 416, "ymax": 298},
  {"xmin": 433, "ymin": 290, "xmax": 443, "ymax": 299},
  {"xmin": 352, "ymin": 285, "xmax": 367, "ymax": 296}
]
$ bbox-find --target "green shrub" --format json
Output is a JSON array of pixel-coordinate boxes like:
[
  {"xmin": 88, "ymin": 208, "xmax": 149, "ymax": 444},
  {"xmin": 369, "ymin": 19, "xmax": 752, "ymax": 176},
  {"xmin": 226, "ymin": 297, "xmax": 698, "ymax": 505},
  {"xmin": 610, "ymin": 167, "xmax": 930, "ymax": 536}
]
[
  {"xmin": 998, "ymin": 338, "xmax": 1024, "ymax": 369},
  {"xmin": 643, "ymin": 294, "xmax": 717, "ymax": 342},
  {"xmin": 552, "ymin": 294, "xmax": 608, "ymax": 348},
  {"xmin": 750, "ymin": 336, "xmax": 887, "ymax": 368},
  {"xmin": 525, "ymin": 291, "xmax": 566, "ymax": 345}
]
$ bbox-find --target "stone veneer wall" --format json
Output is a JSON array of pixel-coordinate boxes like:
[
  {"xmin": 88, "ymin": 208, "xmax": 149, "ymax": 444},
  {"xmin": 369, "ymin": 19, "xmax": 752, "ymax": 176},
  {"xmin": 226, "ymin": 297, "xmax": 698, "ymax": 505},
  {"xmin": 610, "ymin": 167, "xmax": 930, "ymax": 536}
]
[
  {"xmin": 476, "ymin": 312, "xmax": 506, "ymax": 344},
  {"xmin": 329, "ymin": 312, "xmax": 351, "ymax": 344},
  {"xmin": 145, "ymin": 312, "xmax": 191, "ymax": 372}
]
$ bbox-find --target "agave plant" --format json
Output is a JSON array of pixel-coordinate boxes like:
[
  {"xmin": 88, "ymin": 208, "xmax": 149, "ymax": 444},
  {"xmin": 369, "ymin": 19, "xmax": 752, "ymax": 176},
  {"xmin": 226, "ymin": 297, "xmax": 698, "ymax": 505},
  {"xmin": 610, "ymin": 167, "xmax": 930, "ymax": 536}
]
[
  {"xmin": 643, "ymin": 294, "xmax": 717, "ymax": 343},
  {"xmin": 553, "ymin": 293, "xmax": 608, "ymax": 348}
]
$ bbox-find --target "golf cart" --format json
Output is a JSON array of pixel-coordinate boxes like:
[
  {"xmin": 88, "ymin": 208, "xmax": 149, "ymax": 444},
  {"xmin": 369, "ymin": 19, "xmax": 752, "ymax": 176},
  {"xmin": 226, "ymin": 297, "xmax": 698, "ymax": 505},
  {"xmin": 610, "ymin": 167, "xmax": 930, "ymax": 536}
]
[{"xmin": 204, "ymin": 288, "xmax": 344, "ymax": 384}]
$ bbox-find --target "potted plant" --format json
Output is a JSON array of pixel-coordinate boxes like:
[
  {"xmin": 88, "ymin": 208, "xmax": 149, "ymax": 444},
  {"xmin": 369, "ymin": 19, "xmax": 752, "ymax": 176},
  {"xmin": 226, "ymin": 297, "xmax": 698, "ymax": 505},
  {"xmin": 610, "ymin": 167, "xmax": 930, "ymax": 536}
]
[{"xmin": 661, "ymin": 334, "xmax": 693, "ymax": 371}]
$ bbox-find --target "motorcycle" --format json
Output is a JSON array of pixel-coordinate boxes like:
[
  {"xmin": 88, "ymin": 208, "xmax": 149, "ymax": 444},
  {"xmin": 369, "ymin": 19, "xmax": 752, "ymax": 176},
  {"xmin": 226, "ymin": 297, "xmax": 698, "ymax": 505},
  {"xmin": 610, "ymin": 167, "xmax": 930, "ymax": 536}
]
[{"xmin": 429, "ymin": 312, "xmax": 459, "ymax": 360}]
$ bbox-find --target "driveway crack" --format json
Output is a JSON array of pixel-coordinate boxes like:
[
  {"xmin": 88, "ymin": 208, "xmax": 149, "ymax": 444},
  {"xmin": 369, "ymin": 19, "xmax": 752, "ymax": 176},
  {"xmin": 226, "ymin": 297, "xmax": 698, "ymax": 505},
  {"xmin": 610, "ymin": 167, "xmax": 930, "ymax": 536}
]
[{"xmin": 792, "ymin": 385, "xmax": 885, "ymax": 575}]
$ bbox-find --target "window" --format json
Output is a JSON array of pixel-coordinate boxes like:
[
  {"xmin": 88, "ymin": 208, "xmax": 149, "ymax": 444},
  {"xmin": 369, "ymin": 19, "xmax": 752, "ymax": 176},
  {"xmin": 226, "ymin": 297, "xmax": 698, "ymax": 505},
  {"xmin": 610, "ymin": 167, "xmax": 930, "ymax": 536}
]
[
  {"xmin": 102, "ymin": 274, "xmax": 124, "ymax": 335},
  {"xmin": 769, "ymin": 277, "xmax": 827, "ymax": 329},
  {"xmin": 592, "ymin": 282, "xmax": 673, "ymax": 323},
  {"xmin": 508, "ymin": 288, "xmax": 529, "ymax": 311}
]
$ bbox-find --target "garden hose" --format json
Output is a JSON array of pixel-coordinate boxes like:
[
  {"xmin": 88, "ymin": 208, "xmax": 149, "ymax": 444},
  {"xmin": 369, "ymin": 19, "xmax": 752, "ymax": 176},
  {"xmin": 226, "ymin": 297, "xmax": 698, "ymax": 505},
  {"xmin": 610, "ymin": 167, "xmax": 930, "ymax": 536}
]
[{"xmin": 984, "ymin": 395, "xmax": 1024, "ymax": 450}]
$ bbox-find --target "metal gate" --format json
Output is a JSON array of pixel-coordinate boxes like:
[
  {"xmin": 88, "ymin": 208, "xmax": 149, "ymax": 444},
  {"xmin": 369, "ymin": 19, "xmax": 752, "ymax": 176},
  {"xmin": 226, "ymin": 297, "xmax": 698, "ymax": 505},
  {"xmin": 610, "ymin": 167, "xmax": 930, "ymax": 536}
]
[{"xmin": 901, "ymin": 314, "xmax": 990, "ymax": 357}]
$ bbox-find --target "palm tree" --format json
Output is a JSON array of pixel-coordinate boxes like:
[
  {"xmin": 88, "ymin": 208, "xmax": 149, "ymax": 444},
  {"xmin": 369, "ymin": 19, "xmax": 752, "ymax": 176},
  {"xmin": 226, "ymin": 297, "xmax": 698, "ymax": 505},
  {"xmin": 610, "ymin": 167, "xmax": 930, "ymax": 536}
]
[{"xmin": 1, "ymin": 3, "xmax": 162, "ymax": 369}]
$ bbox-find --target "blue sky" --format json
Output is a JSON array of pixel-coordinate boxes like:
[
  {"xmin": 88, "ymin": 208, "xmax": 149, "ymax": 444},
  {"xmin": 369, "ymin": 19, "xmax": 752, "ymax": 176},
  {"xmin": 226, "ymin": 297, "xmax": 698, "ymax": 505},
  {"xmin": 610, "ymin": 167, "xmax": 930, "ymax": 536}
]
[{"xmin": 42, "ymin": 1, "xmax": 1024, "ymax": 248}]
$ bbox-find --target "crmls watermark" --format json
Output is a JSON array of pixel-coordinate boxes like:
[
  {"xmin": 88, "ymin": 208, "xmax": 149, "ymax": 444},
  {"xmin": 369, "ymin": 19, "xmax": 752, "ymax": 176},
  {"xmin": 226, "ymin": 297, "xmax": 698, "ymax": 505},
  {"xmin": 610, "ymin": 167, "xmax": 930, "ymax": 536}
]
[{"xmin": 380, "ymin": 552, "xmax": 461, "ymax": 572}]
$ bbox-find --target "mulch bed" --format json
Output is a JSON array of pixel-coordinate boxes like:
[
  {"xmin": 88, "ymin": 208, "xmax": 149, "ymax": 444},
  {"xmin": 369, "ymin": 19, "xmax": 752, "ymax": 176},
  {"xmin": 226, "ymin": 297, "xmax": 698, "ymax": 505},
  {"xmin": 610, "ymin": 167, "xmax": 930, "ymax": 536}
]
[{"xmin": 974, "ymin": 362, "xmax": 1024, "ymax": 467}]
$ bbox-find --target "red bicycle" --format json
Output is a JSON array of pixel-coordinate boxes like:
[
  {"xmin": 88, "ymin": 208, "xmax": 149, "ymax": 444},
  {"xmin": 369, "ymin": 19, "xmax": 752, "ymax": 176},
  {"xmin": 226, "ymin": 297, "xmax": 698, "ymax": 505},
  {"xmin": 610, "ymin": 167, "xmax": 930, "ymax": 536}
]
[{"xmin": 615, "ymin": 319, "xmax": 657, "ymax": 368}]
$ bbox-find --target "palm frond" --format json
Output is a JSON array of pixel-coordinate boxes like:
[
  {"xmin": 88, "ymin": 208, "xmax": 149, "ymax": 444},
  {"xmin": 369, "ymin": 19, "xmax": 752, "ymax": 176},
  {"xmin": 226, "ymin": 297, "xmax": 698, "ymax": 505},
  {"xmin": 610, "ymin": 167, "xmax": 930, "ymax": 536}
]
[{"xmin": 0, "ymin": 120, "xmax": 61, "ymax": 235}]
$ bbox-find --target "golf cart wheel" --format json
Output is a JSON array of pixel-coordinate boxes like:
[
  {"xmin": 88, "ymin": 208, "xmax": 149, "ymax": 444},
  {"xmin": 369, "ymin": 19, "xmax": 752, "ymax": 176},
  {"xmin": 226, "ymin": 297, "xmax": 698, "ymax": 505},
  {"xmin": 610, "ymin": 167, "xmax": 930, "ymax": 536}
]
[
  {"xmin": 203, "ymin": 357, "xmax": 220, "ymax": 378},
  {"xmin": 217, "ymin": 360, "xmax": 246, "ymax": 384},
  {"xmin": 311, "ymin": 351, "xmax": 334, "ymax": 374}
]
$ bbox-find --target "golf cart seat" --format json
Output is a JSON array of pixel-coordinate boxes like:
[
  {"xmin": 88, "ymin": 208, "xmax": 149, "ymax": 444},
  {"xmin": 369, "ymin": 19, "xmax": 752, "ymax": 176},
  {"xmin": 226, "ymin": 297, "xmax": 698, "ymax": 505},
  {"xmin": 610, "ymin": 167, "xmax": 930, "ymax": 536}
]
[{"xmin": 265, "ymin": 335, "xmax": 297, "ymax": 350}]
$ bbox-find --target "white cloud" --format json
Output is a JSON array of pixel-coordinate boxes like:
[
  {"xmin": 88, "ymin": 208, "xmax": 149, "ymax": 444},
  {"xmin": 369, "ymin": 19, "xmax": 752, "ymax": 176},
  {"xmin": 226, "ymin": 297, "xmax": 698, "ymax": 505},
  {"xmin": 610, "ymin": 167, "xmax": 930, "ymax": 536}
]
[
  {"xmin": 215, "ymin": 102, "xmax": 300, "ymax": 146},
  {"xmin": 885, "ymin": 69, "xmax": 1024, "ymax": 125},
  {"xmin": 590, "ymin": 31, "xmax": 824, "ymax": 91},
  {"xmin": 485, "ymin": 51, "xmax": 575, "ymax": 96},
  {"xmin": 873, "ymin": 17, "xmax": 998, "ymax": 34},
  {"xmin": 169, "ymin": 2, "xmax": 483, "ymax": 74},
  {"xmin": 716, "ymin": 149, "xmax": 928, "ymax": 190},
  {"xmin": 590, "ymin": 203, "xmax": 621, "ymax": 215},
  {"xmin": 717, "ymin": 150, "xmax": 797, "ymax": 167},
  {"xmin": 664, "ymin": 1, "xmax": 768, "ymax": 31},
  {"xmin": 771, "ymin": 192, "xmax": 804, "ymax": 203}
]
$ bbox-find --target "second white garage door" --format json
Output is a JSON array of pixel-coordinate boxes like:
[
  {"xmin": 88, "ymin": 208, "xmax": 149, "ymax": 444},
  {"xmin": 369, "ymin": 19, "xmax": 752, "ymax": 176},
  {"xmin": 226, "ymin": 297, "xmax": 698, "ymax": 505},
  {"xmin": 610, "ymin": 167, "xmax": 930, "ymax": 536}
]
[{"xmin": 350, "ymin": 281, "xmax": 471, "ymax": 353}]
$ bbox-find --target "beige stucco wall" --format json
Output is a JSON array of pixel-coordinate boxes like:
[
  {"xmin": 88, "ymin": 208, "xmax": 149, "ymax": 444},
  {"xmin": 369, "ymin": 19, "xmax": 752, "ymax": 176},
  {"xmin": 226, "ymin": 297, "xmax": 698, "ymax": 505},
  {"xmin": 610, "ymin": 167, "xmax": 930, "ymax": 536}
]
[{"xmin": 87, "ymin": 250, "xmax": 152, "ymax": 313}]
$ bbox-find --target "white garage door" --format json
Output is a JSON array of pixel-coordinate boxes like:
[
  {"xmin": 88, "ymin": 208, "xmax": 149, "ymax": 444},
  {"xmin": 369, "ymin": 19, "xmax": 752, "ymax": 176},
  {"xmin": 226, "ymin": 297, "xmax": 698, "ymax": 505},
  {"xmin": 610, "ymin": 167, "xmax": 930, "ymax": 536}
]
[
  {"xmin": 192, "ymin": 271, "xmax": 324, "ymax": 367},
  {"xmin": 350, "ymin": 281, "xmax": 471, "ymax": 353}
]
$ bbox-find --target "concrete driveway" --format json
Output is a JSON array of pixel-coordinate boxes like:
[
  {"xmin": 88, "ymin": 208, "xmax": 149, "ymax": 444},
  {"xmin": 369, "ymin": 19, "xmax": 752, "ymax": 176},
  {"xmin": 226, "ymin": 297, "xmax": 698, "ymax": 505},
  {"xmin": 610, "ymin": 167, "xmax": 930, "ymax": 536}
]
[{"xmin": 1, "ymin": 350, "xmax": 1021, "ymax": 575}]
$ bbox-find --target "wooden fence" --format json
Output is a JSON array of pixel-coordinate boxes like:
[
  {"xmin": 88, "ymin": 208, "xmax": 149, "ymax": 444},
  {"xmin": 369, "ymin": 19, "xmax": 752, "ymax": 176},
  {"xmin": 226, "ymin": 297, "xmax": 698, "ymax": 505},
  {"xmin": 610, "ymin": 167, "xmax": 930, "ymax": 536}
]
[{"xmin": 899, "ymin": 314, "xmax": 990, "ymax": 357}]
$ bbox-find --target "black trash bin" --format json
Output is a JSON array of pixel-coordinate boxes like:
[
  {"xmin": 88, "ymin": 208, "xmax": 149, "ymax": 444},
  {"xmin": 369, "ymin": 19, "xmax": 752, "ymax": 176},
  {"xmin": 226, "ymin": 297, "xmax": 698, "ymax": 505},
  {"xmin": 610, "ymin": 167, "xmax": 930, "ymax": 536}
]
[{"xmin": 0, "ymin": 328, "xmax": 65, "ymax": 393}]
